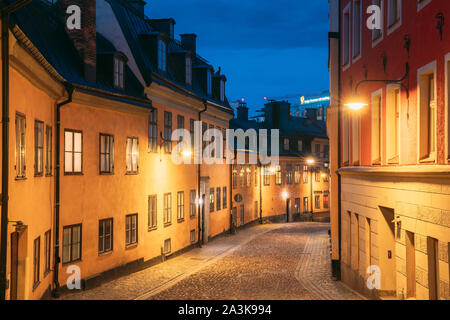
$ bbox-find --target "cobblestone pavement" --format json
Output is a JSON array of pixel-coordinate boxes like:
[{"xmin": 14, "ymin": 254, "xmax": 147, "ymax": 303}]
[{"xmin": 59, "ymin": 222, "xmax": 366, "ymax": 300}]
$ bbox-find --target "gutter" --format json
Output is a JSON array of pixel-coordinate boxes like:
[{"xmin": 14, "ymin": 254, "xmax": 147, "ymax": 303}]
[
  {"xmin": 198, "ymin": 101, "xmax": 207, "ymax": 247},
  {"xmin": 52, "ymin": 83, "xmax": 74, "ymax": 298}
]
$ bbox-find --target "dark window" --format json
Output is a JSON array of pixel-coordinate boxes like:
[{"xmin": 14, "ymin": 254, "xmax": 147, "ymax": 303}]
[
  {"xmin": 15, "ymin": 113, "xmax": 26, "ymax": 178},
  {"xmin": 148, "ymin": 109, "xmax": 158, "ymax": 153},
  {"xmin": 177, "ymin": 115, "xmax": 185, "ymax": 141},
  {"xmin": 315, "ymin": 195, "xmax": 321, "ymax": 209},
  {"xmin": 216, "ymin": 187, "xmax": 221, "ymax": 211},
  {"xmin": 295, "ymin": 198, "xmax": 301, "ymax": 214},
  {"xmin": 33, "ymin": 237, "xmax": 40, "ymax": 288},
  {"xmin": 100, "ymin": 134, "xmax": 114, "ymax": 174},
  {"xmin": 62, "ymin": 224, "xmax": 82, "ymax": 264},
  {"xmin": 323, "ymin": 194, "xmax": 329, "ymax": 209},
  {"xmin": 223, "ymin": 187, "xmax": 227, "ymax": 209},
  {"xmin": 64, "ymin": 130, "xmax": 82, "ymax": 174},
  {"xmin": 190, "ymin": 230, "xmax": 196, "ymax": 244},
  {"xmin": 286, "ymin": 164, "xmax": 293, "ymax": 184},
  {"xmin": 232, "ymin": 165, "xmax": 237, "ymax": 189},
  {"xmin": 35, "ymin": 120, "xmax": 44, "ymax": 176},
  {"xmin": 240, "ymin": 205, "xmax": 244, "ymax": 225},
  {"xmin": 114, "ymin": 57, "xmax": 125, "ymax": 89},
  {"xmin": 190, "ymin": 119, "xmax": 195, "ymax": 150},
  {"xmin": 164, "ymin": 193, "xmax": 172, "ymax": 225},
  {"xmin": 177, "ymin": 191, "xmax": 185, "ymax": 221},
  {"xmin": 264, "ymin": 166, "xmax": 270, "ymax": 186},
  {"xmin": 125, "ymin": 214, "xmax": 138, "ymax": 246},
  {"xmin": 190, "ymin": 190, "xmax": 196, "ymax": 218},
  {"xmin": 164, "ymin": 238, "xmax": 171, "ymax": 254},
  {"xmin": 99, "ymin": 218, "xmax": 113, "ymax": 254},
  {"xmin": 45, "ymin": 125, "xmax": 52, "ymax": 176},
  {"xmin": 148, "ymin": 195, "xmax": 157, "ymax": 229},
  {"xmin": 164, "ymin": 111, "xmax": 172, "ymax": 153},
  {"xmin": 44, "ymin": 230, "xmax": 51, "ymax": 275},
  {"xmin": 126, "ymin": 137, "xmax": 139, "ymax": 174}
]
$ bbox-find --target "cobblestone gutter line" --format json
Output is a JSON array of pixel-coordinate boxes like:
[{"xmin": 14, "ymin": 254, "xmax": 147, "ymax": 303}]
[{"xmin": 294, "ymin": 229, "xmax": 367, "ymax": 300}]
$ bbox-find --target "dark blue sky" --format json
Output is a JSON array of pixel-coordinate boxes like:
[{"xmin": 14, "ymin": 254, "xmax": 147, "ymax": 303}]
[{"xmin": 147, "ymin": 0, "xmax": 329, "ymax": 117}]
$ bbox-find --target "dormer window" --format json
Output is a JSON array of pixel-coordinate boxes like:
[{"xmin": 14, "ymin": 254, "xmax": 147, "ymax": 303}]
[
  {"xmin": 158, "ymin": 39, "xmax": 167, "ymax": 72},
  {"xmin": 220, "ymin": 79, "xmax": 225, "ymax": 101},
  {"xmin": 186, "ymin": 56, "xmax": 192, "ymax": 85},
  {"xmin": 207, "ymin": 70, "xmax": 212, "ymax": 96},
  {"xmin": 114, "ymin": 56, "xmax": 125, "ymax": 89}
]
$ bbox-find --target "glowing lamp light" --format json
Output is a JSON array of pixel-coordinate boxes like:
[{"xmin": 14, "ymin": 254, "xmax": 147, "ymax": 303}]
[
  {"xmin": 321, "ymin": 173, "xmax": 327, "ymax": 178},
  {"xmin": 197, "ymin": 197, "xmax": 203, "ymax": 206},
  {"xmin": 345, "ymin": 96, "xmax": 367, "ymax": 111},
  {"xmin": 181, "ymin": 149, "xmax": 192, "ymax": 157},
  {"xmin": 306, "ymin": 158, "xmax": 315, "ymax": 165},
  {"xmin": 282, "ymin": 191, "xmax": 289, "ymax": 200}
]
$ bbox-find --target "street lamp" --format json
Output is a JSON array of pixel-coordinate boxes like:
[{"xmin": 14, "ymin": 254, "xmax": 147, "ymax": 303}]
[{"xmin": 282, "ymin": 191, "xmax": 289, "ymax": 200}]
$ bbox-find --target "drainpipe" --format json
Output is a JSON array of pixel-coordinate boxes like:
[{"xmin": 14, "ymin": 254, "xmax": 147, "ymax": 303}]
[
  {"xmin": 198, "ymin": 101, "xmax": 207, "ymax": 248},
  {"xmin": 52, "ymin": 83, "xmax": 74, "ymax": 298},
  {"xmin": 259, "ymin": 161, "xmax": 262, "ymax": 224},
  {"xmin": 0, "ymin": 0, "xmax": 32, "ymax": 301},
  {"xmin": 229, "ymin": 162, "xmax": 233, "ymax": 233}
]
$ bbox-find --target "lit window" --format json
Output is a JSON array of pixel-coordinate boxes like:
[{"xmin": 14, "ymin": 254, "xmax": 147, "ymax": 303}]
[
  {"xmin": 45, "ymin": 125, "xmax": 52, "ymax": 176},
  {"xmin": 15, "ymin": 113, "xmax": 26, "ymax": 178},
  {"xmin": 275, "ymin": 165, "xmax": 282, "ymax": 185},
  {"xmin": 99, "ymin": 218, "xmax": 113, "ymax": 254},
  {"xmin": 372, "ymin": 92, "xmax": 382, "ymax": 164},
  {"xmin": 177, "ymin": 191, "xmax": 185, "ymax": 221},
  {"xmin": 64, "ymin": 130, "xmax": 82, "ymax": 174},
  {"xmin": 126, "ymin": 137, "xmax": 139, "ymax": 174},
  {"xmin": 34, "ymin": 120, "xmax": 44, "ymax": 176},
  {"xmin": 62, "ymin": 224, "xmax": 81, "ymax": 264},
  {"xmin": 419, "ymin": 71, "xmax": 436, "ymax": 161},
  {"xmin": 209, "ymin": 188, "xmax": 215, "ymax": 212},
  {"xmin": 114, "ymin": 57, "xmax": 125, "ymax": 89},
  {"xmin": 164, "ymin": 193, "xmax": 172, "ymax": 225},
  {"xmin": 148, "ymin": 195, "xmax": 157, "ymax": 229},
  {"xmin": 190, "ymin": 190, "xmax": 196, "ymax": 218},
  {"xmin": 125, "ymin": 214, "xmax": 138, "ymax": 246},
  {"xmin": 387, "ymin": 86, "xmax": 400, "ymax": 163},
  {"xmin": 352, "ymin": 114, "xmax": 361, "ymax": 165},
  {"xmin": 100, "ymin": 134, "xmax": 114, "ymax": 174},
  {"xmin": 148, "ymin": 109, "xmax": 158, "ymax": 153},
  {"xmin": 164, "ymin": 111, "xmax": 172, "ymax": 153}
]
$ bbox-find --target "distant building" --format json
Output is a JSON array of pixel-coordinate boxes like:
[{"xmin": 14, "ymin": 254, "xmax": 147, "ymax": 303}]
[{"xmin": 229, "ymin": 100, "xmax": 330, "ymax": 226}]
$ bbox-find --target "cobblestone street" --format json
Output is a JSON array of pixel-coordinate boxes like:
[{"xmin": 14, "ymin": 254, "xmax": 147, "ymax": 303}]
[{"xmin": 59, "ymin": 222, "xmax": 366, "ymax": 300}]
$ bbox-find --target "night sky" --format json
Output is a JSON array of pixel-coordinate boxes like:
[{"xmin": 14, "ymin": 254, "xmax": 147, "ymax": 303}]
[{"xmin": 147, "ymin": 0, "xmax": 329, "ymax": 117}]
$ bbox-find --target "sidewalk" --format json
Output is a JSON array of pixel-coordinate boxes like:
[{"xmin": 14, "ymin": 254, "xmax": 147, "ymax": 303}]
[{"xmin": 58, "ymin": 223, "xmax": 282, "ymax": 300}]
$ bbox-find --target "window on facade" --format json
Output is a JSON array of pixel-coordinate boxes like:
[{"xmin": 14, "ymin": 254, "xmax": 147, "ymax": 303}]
[
  {"xmin": 99, "ymin": 218, "xmax": 113, "ymax": 254},
  {"xmin": 114, "ymin": 57, "xmax": 125, "ymax": 89},
  {"xmin": 62, "ymin": 224, "xmax": 81, "ymax": 264},
  {"xmin": 315, "ymin": 168, "xmax": 321, "ymax": 182},
  {"xmin": 388, "ymin": 0, "xmax": 401, "ymax": 28},
  {"xmin": 353, "ymin": 0, "xmax": 361, "ymax": 58},
  {"xmin": 177, "ymin": 115, "xmax": 185, "ymax": 140},
  {"xmin": 255, "ymin": 166, "xmax": 258, "ymax": 187},
  {"xmin": 387, "ymin": 87, "xmax": 400, "ymax": 163},
  {"xmin": 284, "ymin": 138, "xmax": 290, "ymax": 152},
  {"xmin": 372, "ymin": 0, "xmax": 383, "ymax": 41},
  {"xmin": 190, "ymin": 119, "xmax": 195, "ymax": 151},
  {"xmin": 186, "ymin": 56, "xmax": 192, "ymax": 85},
  {"xmin": 148, "ymin": 195, "xmax": 157, "ymax": 229},
  {"xmin": 223, "ymin": 187, "xmax": 228, "ymax": 209},
  {"xmin": 126, "ymin": 137, "xmax": 139, "ymax": 174},
  {"xmin": 324, "ymin": 145, "xmax": 329, "ymax": 158},
  {"xmin": 372, "ymin": 93, "xmax": 382, "ymax": 164},
  {"xmin": 34, "ymin": 120, "xmax": 44, "ymax": 176},
  {"xmin": 343, "ymin": 6, "xmax": 350, "ymax": 66},
  {"xmin": 164, "ymin": 193, "xmax": 172, "ymax": 225},
  {"xmin": 315, "ymin": 195, "xmax": 321, "ymax": 209},
  {"xmin": 125, "ymin": 214, "xmax": 138, "ymax": 246},
  {"xmin": 209, "ymin": 124, "xmax": 215, "ymax": 158},
  {"xmin": 33, "ymin": 237, "xmax": 40, "ymax": 287},
  {"xmin": 295, "ymin": 198, "xmax": 301, "ymax": 214},
  {"xmin": 275, "ymin": 165, "xmax": 282, "ymax": 185},
  {"xmin": 177, "ymin": 191, "xmax": 185, "ymax": 221},
  {"xmin": 158, "ymin": 39, "xmax": 167, "ymax": 72},
  {"xmin": 315, "ymin": 144, "xmax": 321, "ymax": 157},
  {"xmin": 298, "ymin": 140, "xmax": 303, "ymax": 152},
  {"xmin": 264, "ymin": 166, "xmax": 270, "ymax": 186},
  {"xmin": 45, "ymin": 125, "xmax": 52, "ymax": 176},
  {"xmin": 148, "ymin": 109, "xmax": 158, "ymax": 153},
  {"xmin": 286, "ymin": 164, "xmax": 293, "ymax": 185},
  {"xmin": 44, "ymin": 230, "xmax": 51, "ymax": 275},
  {"xmin": 14, "ymin": 117, "xmax": 27, "ymax": 172},
  {"xmin": 419, "ymin": 72, "xmax": 436, "ymax": 161},
  {"xmin": 209, "ymin": 188, "xmax": 215, "ymax": 213},
  {"xmin": 164, "ymin": 239, "xmax": 171, "ymax": 254},
  {"xmin": 64, "ymin": 130, "xmax": 82, "ymax": 174},
  {"xmin": 302, "ymin": 165, "xmax": 308, "ymax": 184},
  {"xmin": 216, "ymin": 187, "xmax": 221, "ymax": 211},
  {"xmin": 232, "ymin": 164, "xmax": 238, "ymax": 189},
  {"xmin": 246, "ymin": 166, "xmax": 251, "ymax": 187},
  {"xmin": 190, "ymin": 190, "xmax": 196, "ymax": 218},
  {"xmin": 207, "ymin": 70, "xmax": 212, "ymax": 96},
  {"xmin": 342, "ymin": 111, "xmax": 350, "ymax": 165},
  {"xmin": 164, "ymin": 111, "xmax": 172, "ymax": 153},
  {"xmin": 240, "ymin": 166, "xmax": 245, "ymax": 187},
  {"xmin": 202, "ymin": 122, "xmax": 207, "ymax": 152},
  {"xmin": 100, "ymin": 134, "xmax": 114, "ymax": 174},
  {"xmin": 303, "ymin": 197, "xmax": 309, "ymax": 213},
  {"xmin": 294, "ymin": 165, "xmax": 301, "ymax": 184},
  {"xmin": 323, "ymin": 194, "xmax": 329, "ymax": 209},
  {"xmin": 352, "ymin": 115, "xmax": 361, "ymax": 165}
]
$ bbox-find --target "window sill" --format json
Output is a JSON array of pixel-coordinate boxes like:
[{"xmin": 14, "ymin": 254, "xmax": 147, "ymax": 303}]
[
  {"xmin": 15, "ymin": 177, "xmax": 27, "ymax": 181},
  {"xmin": 125, "ymin": 243, "xmax": 138, "ymax": 250},
  {"xmin": 177, "ymin": 219, "xmax": 185, "ymax": 223},
  {"xmin": 125, "ymin": 172, "xmax": 139, "ymax": 176},
  {"xmin": 34, "ymin": 174, "xmax": 44, "ymax": 178},
  {"xmin": 148, "ymin": 226, "xmax": 157, "ymax": 232},
  {"xmin": 64, "ymin": 172, "xmax": 83, "ymax": 176},
  {"xmin": 100, "ymin": 172, "xmax": 114, "ymax": 176},
  {"xmin": 98, "ymin": 250, "xmax": 113, "ymax": 257},
  {"xmin": 45, "ymin": 174, "xmax": 53, "ymax": 178},
  {"xmin": 164, "ymin": 223, "xmax": 172, "ymax": 228},
  {"xmin": 62, "ymin": 259, "xmax": 81, "ymax": 266}
]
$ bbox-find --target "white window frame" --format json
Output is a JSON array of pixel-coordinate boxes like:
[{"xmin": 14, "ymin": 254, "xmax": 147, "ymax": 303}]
[
  {"xmin": 352, "ymin": 0, "xmax": 362, "ymax": 63},
  {"xmin": 387, "ymin": 0, "xmax": 402, "ymax": 36},
  {"xmin": 386, "ymin": 84, "xmax": 401, "ymax": 164},
  {"xmin": 371, "ymin": 89, "xmax": 383, "ymax": 164},
  {"xmin": 351, "ymin": 114, "xmax": 361, "ymax": 166},
  {"xmin": 371, "ymin": 0, "xmax": 384, "ymax": 48},
  {"xmin": 417, "ymin": 0, "xmax": 432, "ymax": 12},
  {"xmin": 417, "ymin": 60, "xmax": 437, "ymax": 163}
]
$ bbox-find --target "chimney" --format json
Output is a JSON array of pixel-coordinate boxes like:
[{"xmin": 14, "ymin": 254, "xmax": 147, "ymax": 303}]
[
  {"xmin": 149, "ymin": 19, "xmax": 176, "ymax": 39},
  {"xmin": 127, "ymin": 0, "xmax": 146, "ymax": 17},
  {"xmin": 237, "ymin": 101, "xmax": 249, "ymax": 121},
  {"xmin": 180, "ymin": 34, "xmax": 197, "ymax": 55},
  {"xmin": 60, "ymin": 0, "xmax": 97, "ymax": 83}
]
